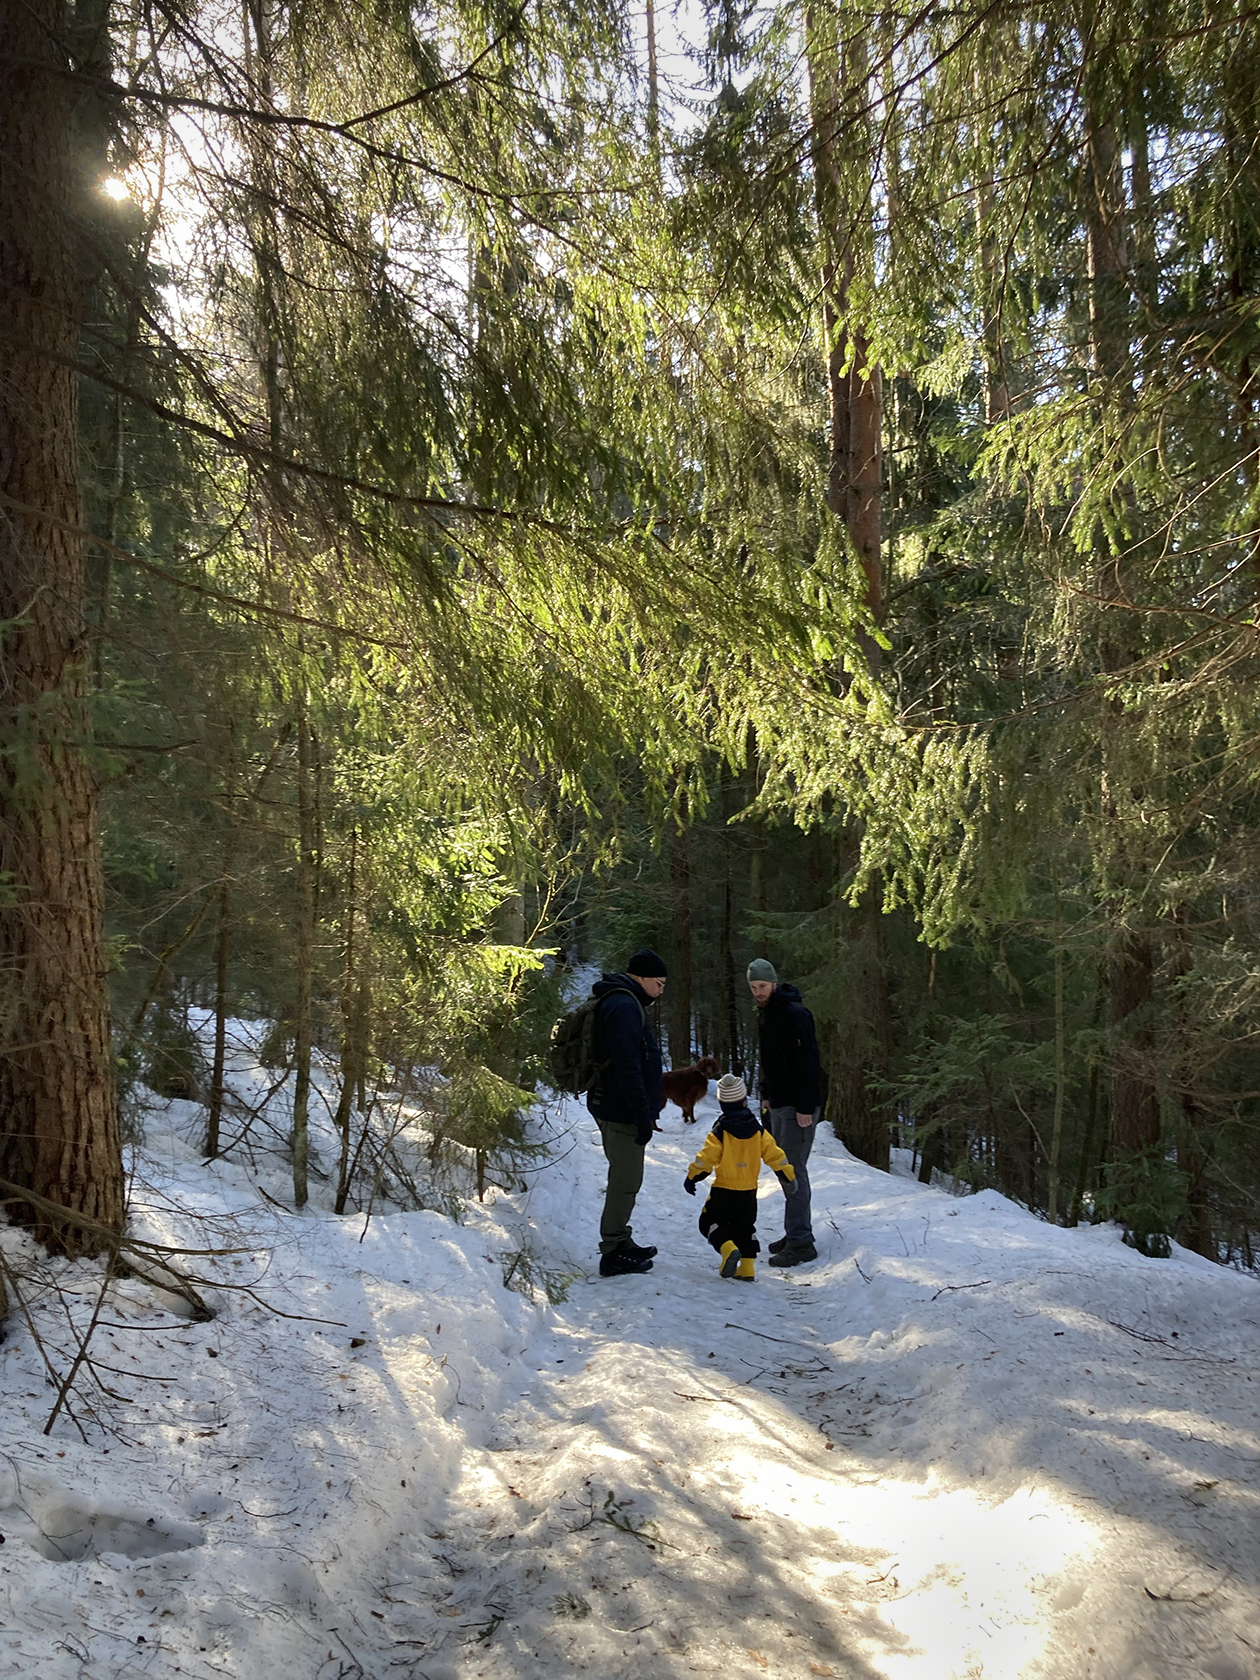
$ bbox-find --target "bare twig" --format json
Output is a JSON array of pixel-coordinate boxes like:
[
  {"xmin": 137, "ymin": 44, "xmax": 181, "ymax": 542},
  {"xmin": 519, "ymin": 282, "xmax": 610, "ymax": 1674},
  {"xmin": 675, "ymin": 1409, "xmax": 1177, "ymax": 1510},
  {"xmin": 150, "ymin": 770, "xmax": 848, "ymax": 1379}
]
[{"xmin": 931, "ymin": 1280, "xmax": 993, "ymax": 1300}]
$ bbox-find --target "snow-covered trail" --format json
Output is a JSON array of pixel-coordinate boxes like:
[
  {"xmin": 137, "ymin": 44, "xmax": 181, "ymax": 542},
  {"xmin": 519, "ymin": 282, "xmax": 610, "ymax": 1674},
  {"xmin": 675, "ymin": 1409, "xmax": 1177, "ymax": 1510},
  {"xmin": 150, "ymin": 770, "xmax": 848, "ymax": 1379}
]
[
  {"xmin": 413, "ymin": 1106, "xmax": 1260, "ymax": 1680},
  {"xmin": 2, "ymin": 1077, "xmax": 1259, "ymax": 1680}
]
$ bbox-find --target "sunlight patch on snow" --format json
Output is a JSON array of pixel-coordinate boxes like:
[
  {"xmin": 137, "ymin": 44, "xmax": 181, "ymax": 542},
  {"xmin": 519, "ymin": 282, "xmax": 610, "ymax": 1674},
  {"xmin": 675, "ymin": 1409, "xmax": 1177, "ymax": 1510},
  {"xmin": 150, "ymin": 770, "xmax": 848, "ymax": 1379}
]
[
  {"xmin": 861, "ymin": 1481, "xmax": 1097, "ymax": 1680},
  {"xmin": 712, "ymin": 1442, "xmax": 1097, "ymax": 1680}
]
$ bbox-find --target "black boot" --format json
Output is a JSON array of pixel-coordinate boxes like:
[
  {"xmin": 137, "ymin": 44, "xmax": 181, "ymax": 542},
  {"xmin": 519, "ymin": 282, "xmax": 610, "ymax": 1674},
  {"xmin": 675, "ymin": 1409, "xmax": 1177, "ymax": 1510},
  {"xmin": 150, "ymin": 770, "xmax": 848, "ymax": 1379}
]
[
  {"xmin": 621, "ymin": 1240, "xmax": 658, "ymax": 1261},
  {"xmin": 768, "ymin": 1236, "xmax": 790, "ymax": 1254},
  {"xmin": 599, "ymin": 1247, "xmax": 654, "ymax": 1277}
]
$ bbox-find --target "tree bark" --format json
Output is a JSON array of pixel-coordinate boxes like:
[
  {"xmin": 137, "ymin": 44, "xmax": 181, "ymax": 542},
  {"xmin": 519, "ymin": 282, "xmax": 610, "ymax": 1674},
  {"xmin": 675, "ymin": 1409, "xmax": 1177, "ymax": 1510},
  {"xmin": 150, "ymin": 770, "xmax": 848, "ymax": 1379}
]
[
  {"xmin": 291, "ymin": 694, "xmax": 316, "ymax": 1207},
  {"xmin": 333, "ymin": 823, "xmax": 370, "ymax": 1216},
  {"xmin": 807, "ymin": 9, "xmax": 889, "ymax": 1171},
  {"xmin": 828, "ymin": 831, "xmax": 890, "ymax": 1169},
  {"xmin": 1047, "ymin": 862, "xmax": 1067, "ymax": 1222},
  {"xmin": 721, "ymin": 777, "xmax": 742, "ymax": 1076},
  {"xmin": 0, "ymin": 0, "xmax": 123, "ymax": 1253},
  {"xmin": 809, "ymin": 10, "xmax": 883, "ymax": 656},
  {"xmin": 1107, "ymin": 929, "xmax": 1159, "ymax": 1153},
  {"xmin": 645, "ymin": 0, "xmax": 660, "ymax": 157},
  {"xmin": 666, "ymin": 793, "xmax": 693, "ymax": 1068},
  {"xmin": 205, "ymin": 726, "xmax": 237, "ymax": 1159}
]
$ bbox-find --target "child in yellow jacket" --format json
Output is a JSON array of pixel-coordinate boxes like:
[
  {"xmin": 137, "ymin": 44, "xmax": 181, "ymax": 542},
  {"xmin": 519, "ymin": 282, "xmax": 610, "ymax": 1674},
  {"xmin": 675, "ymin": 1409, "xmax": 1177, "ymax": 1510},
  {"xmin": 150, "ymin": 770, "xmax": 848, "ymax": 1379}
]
[{"xmin": 683, "ymin": 1073, "xmax": 796, "ymax": 1281}]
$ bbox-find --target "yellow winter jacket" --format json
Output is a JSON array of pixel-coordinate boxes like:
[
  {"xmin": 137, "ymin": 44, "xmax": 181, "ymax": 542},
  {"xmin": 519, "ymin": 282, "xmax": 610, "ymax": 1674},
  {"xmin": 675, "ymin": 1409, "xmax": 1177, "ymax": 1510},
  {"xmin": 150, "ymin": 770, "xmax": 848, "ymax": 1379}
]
[{"xmin": 687, "ymin": 1114, "xmax": 794, "ymax": 1193}]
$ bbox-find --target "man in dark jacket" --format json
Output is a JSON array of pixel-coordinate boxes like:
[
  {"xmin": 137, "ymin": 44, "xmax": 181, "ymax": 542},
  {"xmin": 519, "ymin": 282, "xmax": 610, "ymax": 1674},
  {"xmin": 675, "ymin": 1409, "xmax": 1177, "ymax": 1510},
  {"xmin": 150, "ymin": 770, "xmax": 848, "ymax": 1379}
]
[
  {"xmin": 587, "ymin": 949, "xmax": 667, "ymax": 1276},
  {"xmin": 748, "ymin": 958, "xmax": 822, "ymax": 1266}
]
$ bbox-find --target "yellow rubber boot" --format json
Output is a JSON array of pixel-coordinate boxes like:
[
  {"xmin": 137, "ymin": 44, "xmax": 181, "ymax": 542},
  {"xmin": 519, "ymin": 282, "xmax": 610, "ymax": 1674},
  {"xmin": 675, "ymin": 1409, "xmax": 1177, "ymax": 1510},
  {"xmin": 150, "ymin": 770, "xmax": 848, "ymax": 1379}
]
[
  {"xmin": 736, "ymin": 1256, "xmax": 755, "ymax": 1282},
  {"xmin": 719, "ymin": 1240, "xmax": 740, "ymax": 1278}
]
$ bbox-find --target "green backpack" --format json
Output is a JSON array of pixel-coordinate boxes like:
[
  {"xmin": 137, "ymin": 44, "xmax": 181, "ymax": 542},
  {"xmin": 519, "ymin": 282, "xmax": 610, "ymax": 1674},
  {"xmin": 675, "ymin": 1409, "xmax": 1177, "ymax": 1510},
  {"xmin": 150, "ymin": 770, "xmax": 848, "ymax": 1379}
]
[{"xmin": 548, "ymin": 987, "xmax": 645, "ymax": 1095}]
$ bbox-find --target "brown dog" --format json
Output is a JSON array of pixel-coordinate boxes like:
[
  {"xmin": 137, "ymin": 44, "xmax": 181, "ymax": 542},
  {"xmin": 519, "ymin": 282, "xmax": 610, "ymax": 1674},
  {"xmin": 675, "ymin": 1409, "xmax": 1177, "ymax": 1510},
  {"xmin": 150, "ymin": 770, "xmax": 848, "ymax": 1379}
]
[{"xmin": 660, "ymin": 1055, "xmax": 721, "ymax": 1124}]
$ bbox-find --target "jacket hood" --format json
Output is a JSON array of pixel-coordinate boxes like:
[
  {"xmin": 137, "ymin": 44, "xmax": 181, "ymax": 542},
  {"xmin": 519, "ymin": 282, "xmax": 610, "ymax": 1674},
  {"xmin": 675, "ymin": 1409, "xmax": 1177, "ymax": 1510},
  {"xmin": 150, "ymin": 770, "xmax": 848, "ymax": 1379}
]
[
  {"xmin": 767, "ymin": 982, "xmax": 804, "ymax": 1007},
  {"xmin": 593, "ymin": 972, "xmax": 650, "ymax": 1004},
  {"xmin": 714, "ymin": 1105, "xmax": 761, "ymax": 1140}
]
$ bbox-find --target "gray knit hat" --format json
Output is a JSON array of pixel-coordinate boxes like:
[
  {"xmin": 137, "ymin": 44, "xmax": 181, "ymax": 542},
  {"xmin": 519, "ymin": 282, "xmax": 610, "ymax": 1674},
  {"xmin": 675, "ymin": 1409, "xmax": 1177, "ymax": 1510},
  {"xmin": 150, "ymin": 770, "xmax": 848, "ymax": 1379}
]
[
  {"xmin": 716, "ymin": 1073, "xmax": 747, "ymax": 1106},
  {"xmin": 746, "ymin": 958, "xmax": 778, "ymax": 983}
]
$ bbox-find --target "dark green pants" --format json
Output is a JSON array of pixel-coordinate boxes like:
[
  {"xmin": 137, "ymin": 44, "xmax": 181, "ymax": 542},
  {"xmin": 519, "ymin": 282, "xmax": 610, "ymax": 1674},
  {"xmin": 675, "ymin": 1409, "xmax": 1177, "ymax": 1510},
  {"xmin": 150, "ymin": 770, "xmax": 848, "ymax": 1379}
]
[{"xmin": 597, "ymin": 1119, "xmax": 645, "ymax": 1253}]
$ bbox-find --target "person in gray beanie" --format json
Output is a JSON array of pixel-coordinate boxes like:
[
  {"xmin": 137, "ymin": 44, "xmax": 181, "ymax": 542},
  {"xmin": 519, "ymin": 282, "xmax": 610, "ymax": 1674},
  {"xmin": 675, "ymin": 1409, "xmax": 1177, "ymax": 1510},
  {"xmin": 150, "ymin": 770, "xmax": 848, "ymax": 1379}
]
[{"xmin": 747, "ymin": 959, "xmax": 822, "ymax": 1266}]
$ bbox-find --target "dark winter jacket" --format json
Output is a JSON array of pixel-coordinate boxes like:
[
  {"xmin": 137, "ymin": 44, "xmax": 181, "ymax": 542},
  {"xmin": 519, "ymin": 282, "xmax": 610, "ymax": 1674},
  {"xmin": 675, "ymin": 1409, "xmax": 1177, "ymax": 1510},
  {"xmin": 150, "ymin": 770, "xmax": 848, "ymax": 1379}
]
[
  {"xmin": 585, "ymin": 973, "xmax": 664, "ymax": 1141},
  {"xmin": 713, "ymin": 1103, "xmax": 763, "ymax": 1142},
  {"xmin": 756, "ymin": 983, "xmax": 823, "ymax": 1114}
]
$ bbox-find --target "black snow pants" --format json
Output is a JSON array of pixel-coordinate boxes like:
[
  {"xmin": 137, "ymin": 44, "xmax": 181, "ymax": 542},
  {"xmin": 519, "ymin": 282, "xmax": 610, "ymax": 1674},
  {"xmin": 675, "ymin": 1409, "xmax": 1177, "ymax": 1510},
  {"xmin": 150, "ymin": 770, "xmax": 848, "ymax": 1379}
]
[{"xmin": 698, "ymin": 1186, "xmax": 760, "ymax": 1258}]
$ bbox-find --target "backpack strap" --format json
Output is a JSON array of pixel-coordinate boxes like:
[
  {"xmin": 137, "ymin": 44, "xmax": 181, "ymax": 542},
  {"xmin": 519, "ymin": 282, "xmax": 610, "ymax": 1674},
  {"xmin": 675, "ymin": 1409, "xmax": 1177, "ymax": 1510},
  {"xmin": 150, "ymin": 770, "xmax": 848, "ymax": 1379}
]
[
  {"xmin": 589, "ymin": 985, "xmax": 648, "ymax": 1091},
  {"xmin": 596, "ymin": 984, "xmax": 647, "ymax": 1026}
]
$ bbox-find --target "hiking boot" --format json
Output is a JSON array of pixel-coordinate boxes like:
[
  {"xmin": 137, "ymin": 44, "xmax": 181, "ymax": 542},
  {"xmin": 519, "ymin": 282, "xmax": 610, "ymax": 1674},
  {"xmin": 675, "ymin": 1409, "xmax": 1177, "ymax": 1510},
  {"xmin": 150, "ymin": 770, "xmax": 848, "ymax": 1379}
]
[
  {"xmin": 621, "ymin": 1240, "xmax": 658, "ymax": 1261},
  {"xmin": 736, "ymin": 1257, "xmax": 755, "ymax": 1282},
  {"xmin": 719, "ymin": 1240, "xmax": 741, "ymax": 1279},
  {"xmin": 768, "ymin": 1236, "xmax": 790, "ymax": 1254},
  {"xmin": 768, "ymin": 1241, "xmax": 818, "ymax": 1268},
  {"xmin": 600, "ymin": 1247, "xmax": 653, "ymax": 1277}
]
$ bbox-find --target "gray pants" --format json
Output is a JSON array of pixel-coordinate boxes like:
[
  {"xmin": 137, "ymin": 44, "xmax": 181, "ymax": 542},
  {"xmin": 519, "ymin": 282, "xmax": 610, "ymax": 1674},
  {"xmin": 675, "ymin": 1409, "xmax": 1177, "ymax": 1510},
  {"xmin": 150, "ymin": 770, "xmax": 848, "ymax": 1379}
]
[
  {"xmin": 768, "ymin": 1105, "xmax": 819, "ymax": 1247},
  {"xmin": 596, "ymin": 1119, "xmax": 645, "ymax": 1253}
]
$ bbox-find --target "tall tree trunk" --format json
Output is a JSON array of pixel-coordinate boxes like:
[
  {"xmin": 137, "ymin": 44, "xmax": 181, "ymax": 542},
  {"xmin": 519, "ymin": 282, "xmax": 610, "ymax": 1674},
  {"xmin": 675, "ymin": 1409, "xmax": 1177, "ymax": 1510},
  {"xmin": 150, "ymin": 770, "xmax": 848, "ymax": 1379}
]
[
  {"xmin": 748, "ymin": 814, "xmax": 767, "ymax": 957},
  {"xmin": 645, "ymin": 0, "xmax": 660, "ymax": 159},
  {"xmin": 1047, "ymin": 862, "xmax": 1067, "ymax": 1222},
  {"xmin": 666, "ymin": 791, "xmax": 693, "ymax": 1068},
  {"xmin": 1068, "ymin": 969, "xmax": 1106, "ymax": 1224},
  {"xmin": 977, "ymin": 172, "xmax": 1012, "ymax": 424},
  {"xmin": 205, "ymin": 724, "xmax": 237, "ymax": 1158},
  {"xmin": 1107, "ymin": 930, "xmax": 1159, "ymax": 1153},
  {"xmin": 1086, "ymin": 93, "xmax": 1163, "ymax": 1214},
  {"xmin": 1168, "ymin": 907, "xmax": 1214, "ymax": 1258},
  {"xmin": 973, "ymin": 35, "xmax": 1012, "ymax": 425},
  {"xmin": 291, "ymin": 693, "xmax": 316, "ymax": 1207},
  {"xmin": 333, "ymin": 824, "xmax": 370, "ymax": 1215},
  {"xmin": 0, "ymin": 0, "xmax": 123, "ymax": 1252},
  {"xmin": 719, "ymin": 772, "xmax": 743, "ymax": 1073},
  {"xmin": 808, "ymin": 7, "xmax": 889, "ymax": 1170},
  {"xmin": 828, "ymin": 831, "xmax": 890, "ymax": 1169},
  {"xmin": 810, "ymin": 12, "xmax": 882, "ymax": 658},
  {"xmin": 746, "ymin": 733, "xmax": 767, "ymax": 958}
]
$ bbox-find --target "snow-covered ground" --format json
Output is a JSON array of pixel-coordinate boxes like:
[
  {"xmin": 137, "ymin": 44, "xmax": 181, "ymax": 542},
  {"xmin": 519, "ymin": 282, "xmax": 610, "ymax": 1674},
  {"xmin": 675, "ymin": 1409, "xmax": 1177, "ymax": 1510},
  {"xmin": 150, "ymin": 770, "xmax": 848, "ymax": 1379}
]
[{"xmin": 2, "ymin": 1061, "xmax": 1258, "ymax": 1680}]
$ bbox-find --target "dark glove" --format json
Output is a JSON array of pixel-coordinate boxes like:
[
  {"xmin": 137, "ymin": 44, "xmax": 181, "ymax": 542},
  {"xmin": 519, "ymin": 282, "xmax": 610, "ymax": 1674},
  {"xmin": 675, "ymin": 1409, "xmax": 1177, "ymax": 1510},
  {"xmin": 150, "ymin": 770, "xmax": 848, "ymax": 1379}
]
[
  {"xmin": 635, "ymin": 1122, "xmax": 654, "ymax": 1146},
  {"xmin": 776, "ymin": 1170, "xmax": 798, "ymax": 1196},
  {"xmin": 683, "ymin": 1174, "xmax": 697, "ymax": 1195}
]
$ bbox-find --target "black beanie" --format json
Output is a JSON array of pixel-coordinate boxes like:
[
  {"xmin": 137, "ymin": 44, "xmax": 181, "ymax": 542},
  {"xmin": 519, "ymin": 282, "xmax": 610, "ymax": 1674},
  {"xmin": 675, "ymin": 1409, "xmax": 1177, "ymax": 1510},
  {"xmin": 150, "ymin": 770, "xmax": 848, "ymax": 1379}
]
[{"xmin": 626, "ymin": 948, "xmax": 668, "ymax": 978}]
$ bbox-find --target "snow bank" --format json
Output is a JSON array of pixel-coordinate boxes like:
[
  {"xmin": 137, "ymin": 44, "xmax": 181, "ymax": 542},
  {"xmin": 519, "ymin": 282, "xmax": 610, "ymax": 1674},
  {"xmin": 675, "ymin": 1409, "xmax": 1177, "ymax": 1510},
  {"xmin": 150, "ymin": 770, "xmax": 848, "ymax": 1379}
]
[{"xmin": 1, "ymin": 1052, "xmax": 1257, "ymax": 1680}]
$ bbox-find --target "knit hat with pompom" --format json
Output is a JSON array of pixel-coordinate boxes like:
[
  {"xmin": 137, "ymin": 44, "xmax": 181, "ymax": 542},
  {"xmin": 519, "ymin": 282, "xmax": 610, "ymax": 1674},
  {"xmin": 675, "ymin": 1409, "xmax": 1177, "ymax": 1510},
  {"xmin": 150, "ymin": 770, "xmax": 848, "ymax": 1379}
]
[{"xmin": 716, "ymin": 1073, "xmax": 748, "ymax": 1109}]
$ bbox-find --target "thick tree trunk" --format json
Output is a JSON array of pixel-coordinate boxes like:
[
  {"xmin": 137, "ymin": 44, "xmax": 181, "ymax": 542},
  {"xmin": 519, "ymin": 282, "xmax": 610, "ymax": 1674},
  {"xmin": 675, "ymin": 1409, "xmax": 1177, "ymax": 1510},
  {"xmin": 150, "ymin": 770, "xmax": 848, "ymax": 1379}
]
[
  {"xmin": 808, "ymin": 12, "xmax": 889, "ymax": 1171},
  {"xmin": 0, "ymin": 0, "xmax": 123, "ymax": 1252},
  {"xmin": 810, "ymin": 12, "xmax": 883, "ymax": 659},
  {"xmin": 1085, "ymin": 95, "xmax": 1166, "ymax": 1233}
]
